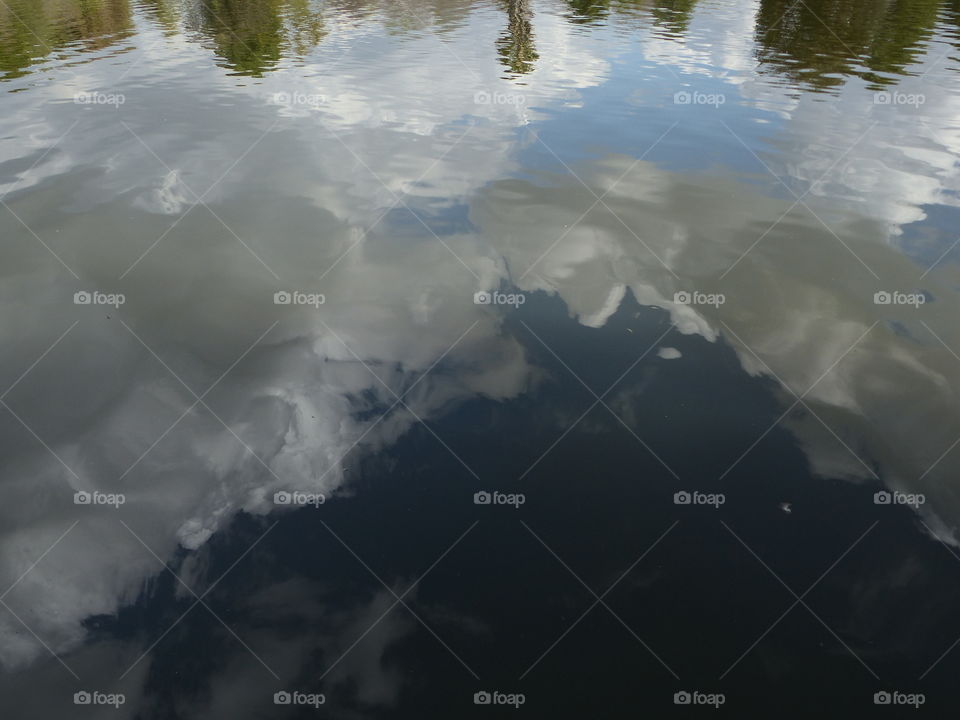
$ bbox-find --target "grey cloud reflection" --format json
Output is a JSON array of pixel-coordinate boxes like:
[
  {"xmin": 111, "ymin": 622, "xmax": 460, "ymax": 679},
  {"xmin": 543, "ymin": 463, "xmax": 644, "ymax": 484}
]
[
  {"xmin": 0, "ymin": 574, "xmax": 422, "ymax": 718},
  {"xmin": 0, "ymin": 257, "xmax": 532, "ymax": 672},
  {"xmin": 0, "ymin": 126, "xmax": 535, "ymax": 670},
  {"xmin": 159, "ymin": 581, "xmax": 416, "ymax": 719},
  {"xmin": 0, "ymin": 2, "xmax": 603, "ymax": 673},
  {"xmin": 475, "ymin": 152, "xmax": 960, "ymax": 543}
]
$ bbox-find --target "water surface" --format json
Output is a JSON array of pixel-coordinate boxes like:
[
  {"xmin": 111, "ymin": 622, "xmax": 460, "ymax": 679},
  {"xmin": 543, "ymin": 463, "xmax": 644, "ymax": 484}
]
[{"xmin": 2, "ymin": 0, "xmax": 960, "ymax": 716}]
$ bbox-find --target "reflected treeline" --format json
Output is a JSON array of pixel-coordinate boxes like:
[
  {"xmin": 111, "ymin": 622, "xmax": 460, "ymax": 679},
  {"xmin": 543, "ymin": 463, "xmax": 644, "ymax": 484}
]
[
  {"xmin": 0, "ymin": 0, "xmax": 134, "ymax": 80},
  {"xmin": 646, "ymin": 0, "xmax": 698, "ymax": 36},
  {"xmin": 497, "ymin": 0, "xmax": 538, "ymax": 76},
  {"xmin": 165, "ymin": 0, "xmax": 470, "ymax": 76},
  {"xmin": 755, "ymin": 0, "xmax": 943, "ymax": 90},
  {"xmin": 193, "ymin": 0, "xmax": 287, "ymax": 75},
  {"xmin": 0, "ymin": 0, "xmax": 956, "ymax": 87},
  {"xmin": 945, "ymin": 0, "xmax": 960, "ymax": 50},
  {"xmin": 181, "ymin": 0, "xmax": 329, "ymax": 76},
  {"xmin": 564, "ymin": 0, "xmax": 612, "ymax": 24},
  {"xmin": 562, "ymin": 0, "xmax": 698, "ymax": 35},
  {"xmin": 138, "ymin": 0, "xmax": 181, "ymax": 34}
]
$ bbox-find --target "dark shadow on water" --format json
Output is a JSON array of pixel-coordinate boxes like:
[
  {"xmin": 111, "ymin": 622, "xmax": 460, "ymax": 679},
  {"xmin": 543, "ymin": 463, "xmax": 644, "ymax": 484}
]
[{"xmin": 43, "ymin": 290, "xmax": 960, "ymax": 718}]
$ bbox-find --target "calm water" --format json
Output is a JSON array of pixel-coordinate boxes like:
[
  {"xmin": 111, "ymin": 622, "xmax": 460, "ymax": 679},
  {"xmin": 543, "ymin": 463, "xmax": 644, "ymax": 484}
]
[{"xmin": 2, "ymin": 0, "xmax": 960, "ymax": 716}]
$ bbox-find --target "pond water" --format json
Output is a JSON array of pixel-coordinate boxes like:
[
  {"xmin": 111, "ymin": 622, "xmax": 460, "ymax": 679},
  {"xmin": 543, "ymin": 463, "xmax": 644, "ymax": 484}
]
[{"xmin": 2, "ymin": 0, "xmax": 960, "ymax": 716}]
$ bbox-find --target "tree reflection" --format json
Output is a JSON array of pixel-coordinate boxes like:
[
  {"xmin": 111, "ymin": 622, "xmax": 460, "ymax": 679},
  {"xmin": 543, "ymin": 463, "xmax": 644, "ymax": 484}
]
[
  {"xmin": 138, "ymin": 0, "xmax": 182, "ymax": 35},
  {"xmin": 946, "ymin": 0, "xmax": 960, "ymax": 53},
  {"xmin": 0, "ymin": 0, "xmax": 952, "ymax": 89},
  {"xmin": 755, "ymin": 0, "xmax": 942, "ymax": 90},
  {"xmin": 647, "ymin": 0, "xmax": 698, "ymax": 36},
  {"xmin": 564, "ymin": 0, "xmax": 699, "ymax": 35},
  {"xmin": 284, "ymin": 0, "xmax": 327, "ymax": 57},
  {"xmin": 195, "ymin": 0, "xmax": 285, "ymax": 76},
  {"xmin": 497, "ymin": 0, "xmax": 538, "ymax": 77},
  {"xmin": 0, "ymin": 0, "xmax": 134, "ymax": 80},
  {"xmin": 565, "ymin": 0, "xmax": 611, "ymax": 25}
]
